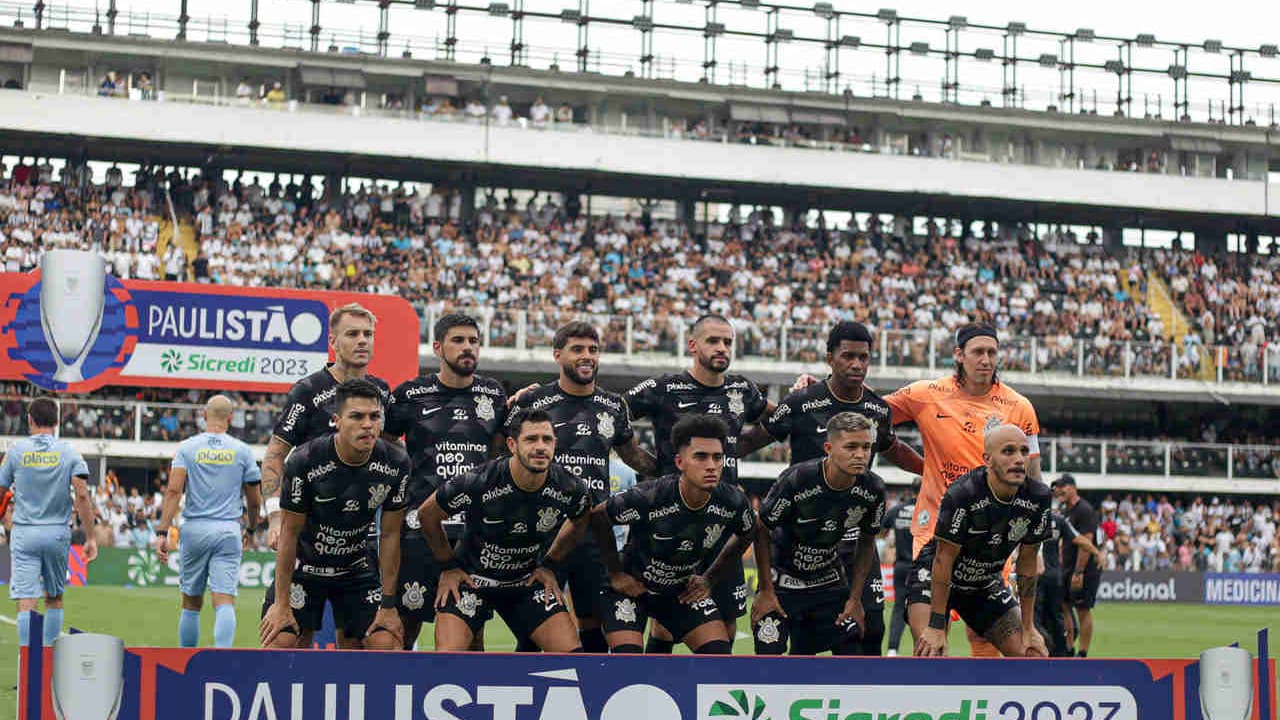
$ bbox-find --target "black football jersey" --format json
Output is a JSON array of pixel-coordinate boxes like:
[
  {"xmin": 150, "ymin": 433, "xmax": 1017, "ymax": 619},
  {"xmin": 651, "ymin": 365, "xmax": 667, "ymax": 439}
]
[
  {"xmin": 604, "ymin": 474, "xmax": 755, "ymax": 593},
  {"xmin": 759, "ymin": 458, "xmax": 885, "ymax": 586},
  {"xmin": 434, "ymin": 458, "xmax": 589, "ymax": 585},
  {"xmin": 385, "ymin": 374, "xmax": 506, "ymax": 529},
  {"xmin": 1042, "ymin": 511, "xmax": 1080, "ymax": 572},
  {"xmin": 272, "ymin": 366, "xmax": 392, "ymax": 448},
  {"xmin": 507, "ymin": 382, "xmax": 634, "ymax": 505},
  {"xmin": 932, "ymin": 467, "xmax": 1052, "ymax": 591},
  {"xmin": 883, "ymin": 499, "xmax": 916, "ymax": 564},
  {"xmin": 625, "ymin": 372, "xmax": 767, "ymax": 487},
  {"xmin": 280, "ymin": 436, "xmax": 411, "ymax": 577},
  {"xmin": 762, "ymin": 380, "xmax": 895, "ymax": 465}
]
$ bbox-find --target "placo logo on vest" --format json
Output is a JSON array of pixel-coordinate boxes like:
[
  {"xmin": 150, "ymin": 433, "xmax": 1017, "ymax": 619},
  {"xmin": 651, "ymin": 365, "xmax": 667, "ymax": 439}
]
[
  {"xmin": 121, "ymin": 290, "xmax": 329, "ymax": 383},
  {"xmin": 1097, "ymin": 577, "xmax": 1176, "ymax": 602},
  {"xmin": 698, "ymin": 685, "xmax": 1137, "ymax": 720},
  {"xmin": 202, "ymin": 669, "xmax": 681, "ymax": 720}
]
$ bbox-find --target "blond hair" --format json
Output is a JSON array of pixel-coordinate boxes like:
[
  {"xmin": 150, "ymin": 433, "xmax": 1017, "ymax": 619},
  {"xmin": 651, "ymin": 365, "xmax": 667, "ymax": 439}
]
[{"xmin": 329, "ymin": 302, "xmax": 376, "ymax": 332}]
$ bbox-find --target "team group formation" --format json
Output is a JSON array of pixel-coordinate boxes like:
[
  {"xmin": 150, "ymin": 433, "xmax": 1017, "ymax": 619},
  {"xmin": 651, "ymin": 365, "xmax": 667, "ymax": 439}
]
[{"xmin": 4, "ymin": 303, "xmax": 1109, "ymax": 658}]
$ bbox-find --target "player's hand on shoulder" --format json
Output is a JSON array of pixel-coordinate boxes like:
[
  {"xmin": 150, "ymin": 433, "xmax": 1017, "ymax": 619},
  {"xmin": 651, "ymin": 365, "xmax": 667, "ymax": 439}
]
[
  {"xmin": 678, "ymin": 574, "xmax": 711, "ymax": 604},
  {"xmin": 507, "ymin": 383, "xmax": 539, "ymax": 408},
  {"xmin": 790, "ymin": 374, "xmax": 820, "ymax": 393},
  {"xmin": 435, "ymin": 567, "xmax": 476, "ymax": 608},
  {"xmin": 609, "ymin": 571, "xmax": 646, "ymax": 598}
]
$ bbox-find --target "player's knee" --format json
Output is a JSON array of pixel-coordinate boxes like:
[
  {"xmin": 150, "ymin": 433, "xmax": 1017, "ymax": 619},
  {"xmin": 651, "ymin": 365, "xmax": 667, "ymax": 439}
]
[
  {"xmin": 692, "ymin": 639, "xmax": 732, "ymax": 655},
  {"xmin": 752, "ymin": 612, "xmax": 788, "ymax": 655},
  {"xmin": 266, "ymin": 628, "xmax": 299, "ymax": 649},
  {"xmin": 610, "ymin": 643, "xmax": 644, "ymax": 654},
  {"xmin": 363, "ymin": 629, "xmax": 400, "ymax": 651}
]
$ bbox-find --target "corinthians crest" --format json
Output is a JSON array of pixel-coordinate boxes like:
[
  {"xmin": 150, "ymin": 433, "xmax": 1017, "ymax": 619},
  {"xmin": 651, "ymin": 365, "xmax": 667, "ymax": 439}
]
[
  {"xmin": 1008, "ymin": 516, "xmax": 1031, "ymax": 543},
  {"xmin": 703, "ymin": 523, "xmax": 725, "ymax": 549},
  {"xmin": 596, "ymin": 411, "xmax": 615, "ymax": 440},
  {"xmin": 457, "ymin": 591, "xmax": 479, "ymax": 617},
  {"xmin": 845, "ymin": 506, "xmax": 866, "ymax": 528},
  {"xmin": 756, "ymin": 616, "xmax": 782, "ymax": 644},
  {"xmin": 726, "ymin": 390, "xmax": 745, "ymax": 416},
  {"xmin": 368, "ymin": 484, "xmax": 390, "ymax": 509},
  {"xmin": 475, "ymin": 394, "xmax": 496, "ymax": 421},
  {"xmin": 614, "ymin": 598, "xmax": 637, "ymax": 624},
  {"xmin": 536, "ymin": 506, "xmax": 560, "ymax": 533}
]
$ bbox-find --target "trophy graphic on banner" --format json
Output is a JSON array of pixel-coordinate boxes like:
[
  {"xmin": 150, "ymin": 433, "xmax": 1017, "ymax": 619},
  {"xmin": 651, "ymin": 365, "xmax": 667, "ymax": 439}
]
[
  {"xmin": 1199, "ymin": 646, "xmax": 1254, "ymax": 720},
  {"xmin": 52, "ymin": 633, "xmax": 125, "ymax": 720},
  {"xmin": 39, "ymin": 249, "xmax": 107, "ymax": 384}
]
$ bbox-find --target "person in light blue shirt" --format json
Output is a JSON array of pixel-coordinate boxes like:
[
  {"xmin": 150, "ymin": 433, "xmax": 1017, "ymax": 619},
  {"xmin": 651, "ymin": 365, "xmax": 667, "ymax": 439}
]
[
  {"xmin": 0, "ymin": 397, "xmax": 98, "ymax": 647},
  {"xmin": 607, "ymin": 455, "xmax": 638, "ymax": 552},
  {"xmin": 154, "ymin": 395, "xmax": 263, "ymax": 648}
]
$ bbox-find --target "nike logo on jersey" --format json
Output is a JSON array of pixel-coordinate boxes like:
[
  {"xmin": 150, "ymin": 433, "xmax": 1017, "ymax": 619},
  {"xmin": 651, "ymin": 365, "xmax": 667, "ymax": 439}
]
[
  {"xmin": 967, "ymin": 528, "xmax": 986, "ymax": 534},
  {"xmin": 677, "ymin": 402, "xmax": 698, "ymax": 409},
  {"xmin": 936, "ymin": 414, "xmax": 950, "ymax": 419},
  {"xmin": 422, "ymin": 407, "xmax": 443, "ymax": 417},
  {"xmin": 797, "ymin": 517, "xmax": 820, "ymax": 524},
  {"xmin": 654, "ymin": 534, "xmax": 675, "ymax": 540},
  {"xmin": 554, "ymin": 422, "xmax": 569, "ymax": 428},
  {"xmin": 483, "ymin": 518, "xmax": 504, "ymax": 524},
  {"xmin": 315, "ymin": 496, "xmax": 338, "ymax": 503},
  {"xmin": 815, "ymin": 426, "xmax": 827, "ymax": 434}
]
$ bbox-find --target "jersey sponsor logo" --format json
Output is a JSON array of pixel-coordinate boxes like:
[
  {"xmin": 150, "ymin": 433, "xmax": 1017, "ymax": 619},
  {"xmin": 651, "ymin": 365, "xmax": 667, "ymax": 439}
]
[
  {"xmin": 512, "ymin": 522, "xmax": 528, "ymax": 534},
  {"xmin": 483, "ymin": 517, "xmax": 504, "ymax": 525},
  {"xmin": 278, "ymin": 403, "xmax": 305, "ymax": 433},
  {"xmin": 531, "ymin": 394, "xmax": 563, "ymax": 410},
  {"xmin": 311, "ymin": 384, "xmax": 338, "ymax": 409},
  {"xmin": 949, "ymin": 508, "xmax": 966, "ymax": 535},
  {"xmin": 20, "ymin": 451, "xmax": 60, "ymax": 467},
  {"xmin": 541, "ymin": 485, "xmax": 575, "ymax": 505},
  {"xmin": 475, "ymin": 395, "xmax": 496, "ymax": 422},
  {"xmin": 918, "ymin": 509, "xmax": 931, "ymax": 527},
  {"xmin": 452, "ymin": 409, "xmax": 469, "ymax": 421},
  {"xmin": 665, "ymin": 382, "xmax": 695, "ymax": 392},
  {"xmin": 404, "ymin": 384, "xmax": 438, "ymax": 398},
  {"xmin": 195, "ymin": 448, "xmax": 236, "ymax": 465},
  {"xmin": 343, "ymin": 499, "xmax": 361, "ymax": 512},
  {"xmin": 678, "ymin": 539, "xmax": 695, "ymax": 552},
  {"xmin": 365, "ymin": 588, "xmax": 382, "ymax": 606},
  {"xmin": 800, "ymin": 397, "xmax": 832, "ymax": 413},
  {"xmin": 597, "ymin": 411, "xmax": 615, "ymax": 440},
  {"xmin": 822, "ymin": 519, "xmax": 839, "ymax": 533},
  {"xmin": 614, "ymin": 597, "xmax": 637, "ymax": 623},
  {"xmin": 1008, "ymin": 517, "xmax": 1031, "ymax": 543},
  {"xmin": 536, "ymin": 506, "xmax": 561, "ymax": 533},
  {"xmin": 368, "ymin": 460, "xmax": 400, "ymax": 478},
  {"xmin": 482, "ymin": 483, "xmax": 515, "ymax": 503},
  {"xmin": 368, "ymin": 484, "xmax": 391, "ymax": 508},
  {"xmin": 793, "ymin": 485, "xmax": 824, "ymax": 503},
  {"xmin": 306, "ymin": 461, "xmax": 337, "ymax": 482},
  {"xmin": 648, "ymin": 504, "xmax": 681, "ymax": 520},
  {"xmin": 314, "ymin": 496, "xmax": 338, "ymax": 504},
  {"xmin": 1012, "ymin": 498, "xmax": 1039, "ymax": 511},
  {"xmin": 531, "ymin": 588, "xmax": 561, "ymax": 612},
  {"xmin": 703, "ymin": 524, "xmax": 724, "ymax": 549},
  {"xmin": 707, "ymin": 504, "xmax": 736, "ymax": 519},
  {"xmin": 615, "ymin": 507, "xmax": 640, "ymax": 523}
]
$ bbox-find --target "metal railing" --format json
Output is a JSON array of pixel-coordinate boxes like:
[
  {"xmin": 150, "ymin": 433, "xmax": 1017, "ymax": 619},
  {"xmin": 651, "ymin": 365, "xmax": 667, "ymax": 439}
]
[
  {"xmin": 422, "ymin": 307, "xmax": 1280, "ymax": 386},
  {"xmin": 7, "ymin": 396, "xmax": 1277, "ymax": 482}
]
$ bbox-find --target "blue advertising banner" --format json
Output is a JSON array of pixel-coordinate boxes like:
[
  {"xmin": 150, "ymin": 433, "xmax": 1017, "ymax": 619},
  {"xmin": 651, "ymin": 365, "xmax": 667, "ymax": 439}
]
[{"xmin": 1204, "ymin": 573, "xmax": 1280, "ymax": 606}]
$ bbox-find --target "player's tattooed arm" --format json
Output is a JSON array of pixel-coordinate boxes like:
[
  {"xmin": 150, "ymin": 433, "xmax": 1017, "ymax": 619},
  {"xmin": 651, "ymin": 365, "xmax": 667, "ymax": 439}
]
[
  {"xmin": 261, "ymin": 436, "xmax": 292, "ymax": 548},
  {"xmin": 616, "ymin": 437, "xmax": 657, "ymax": 476}
]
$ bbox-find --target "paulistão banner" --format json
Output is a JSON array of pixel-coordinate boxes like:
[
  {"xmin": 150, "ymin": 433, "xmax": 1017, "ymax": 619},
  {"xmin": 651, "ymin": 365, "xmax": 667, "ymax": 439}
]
[{"xmin": 0, "ymin": 252, "xmax": 419, "ymax": 393}]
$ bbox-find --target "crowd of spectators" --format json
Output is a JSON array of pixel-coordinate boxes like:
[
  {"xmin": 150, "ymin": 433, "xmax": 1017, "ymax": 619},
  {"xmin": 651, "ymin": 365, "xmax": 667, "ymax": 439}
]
[{"xmin": 1092, "ymin": 493, "xmax": 1280, "ymax": 574}]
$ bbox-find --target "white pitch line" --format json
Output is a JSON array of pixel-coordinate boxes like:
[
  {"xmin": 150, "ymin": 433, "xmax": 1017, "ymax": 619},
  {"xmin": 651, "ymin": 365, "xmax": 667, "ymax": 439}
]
[{"xmin": 0, "ymin": 614, "xmax": 16, "ymax": 626}]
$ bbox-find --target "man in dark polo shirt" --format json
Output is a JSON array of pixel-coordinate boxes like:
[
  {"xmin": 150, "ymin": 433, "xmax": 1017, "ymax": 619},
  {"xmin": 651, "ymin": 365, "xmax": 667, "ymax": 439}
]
[{"xmin": 1052, "ymin": 474, "xmax": 1101, "ymax": 658}]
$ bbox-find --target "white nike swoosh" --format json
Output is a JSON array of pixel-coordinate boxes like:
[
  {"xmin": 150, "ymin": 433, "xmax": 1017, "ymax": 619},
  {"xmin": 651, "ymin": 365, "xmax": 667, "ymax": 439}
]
[
  {"xmin": 654, "ymin": 534, "xmax": 675, "ymax": 540},
  {"xmin": 483, "ymin": 518, "xmax": 504, "ymax": 524},
  {"xmin": 554, "ymin": 422, "xmax": 569, "ymax": 428},
  {"xmin": 677, "ymin": 402, "xmax": 697, "ymax": 409},
  {"xmin": 423, "ymin": 407, "xmax": 442, "ymax": 416},
  {"xmin": 967, "ymin": 528, "xmax": 985, "ymax": 535},
  {"xmin": 815, "ymin": 426, "xmax": 827, "ymax": 433},
  {"xmin": 315, "ymin": 496, "xmax": 338, "ymax": 503},
  {"xmin": 797, "ymin": 517, "xmax": 820, "ymax": 524}
]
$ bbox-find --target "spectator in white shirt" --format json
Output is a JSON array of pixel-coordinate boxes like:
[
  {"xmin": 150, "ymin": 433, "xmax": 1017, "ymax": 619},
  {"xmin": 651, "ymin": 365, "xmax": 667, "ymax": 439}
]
[
  {"xmin": 529, "ymin": 96, "xmax": 552, "ymax": 128},
  {"xmin": 492, "ymin": 95, "xmax": 514, "ymax": 125}
]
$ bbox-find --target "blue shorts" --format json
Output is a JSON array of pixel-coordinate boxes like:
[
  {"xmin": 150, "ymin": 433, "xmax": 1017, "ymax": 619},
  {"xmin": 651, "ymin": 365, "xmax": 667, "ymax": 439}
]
[
  {"xmin": 9, "ymin": 524, "xmax": 71, "ymax": 600},
  {"xmin": 179, "ymin": 520, "xmax": 242, "ymax": 597}
]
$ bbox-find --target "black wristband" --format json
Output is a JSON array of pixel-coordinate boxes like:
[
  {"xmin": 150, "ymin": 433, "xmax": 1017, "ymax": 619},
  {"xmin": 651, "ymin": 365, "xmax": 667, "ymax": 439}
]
[
  {"xmin": 379, "ymin": 594, "xmax": 398, "ymax": 610},
  {"xmin": 155, "ymin": 528, "xmax": 169, "ymax": 537},
  {"xmin": 438, "ymin": 556, "xmax": 460, "ymax": 572},
  {"xmin": 928, "ymin": 612, "xmax": 948, "ymax": 630}
]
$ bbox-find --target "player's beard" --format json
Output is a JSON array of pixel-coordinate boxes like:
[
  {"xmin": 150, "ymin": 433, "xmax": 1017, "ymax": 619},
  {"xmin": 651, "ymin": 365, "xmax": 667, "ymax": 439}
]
[
  {"xmin": 561, "ymin": 360, "xmax": 597, "ymax": 386},
  {"xmin": 515, "ymin": 447, "xmax": 551, "ymax": 475},
  {"xmin": 444, "ymin": 355, "xmax": 477, "ymax": 377},
  {"xmin": 696, "ymin": 352, "xmax": 730, "ymax": 374}
]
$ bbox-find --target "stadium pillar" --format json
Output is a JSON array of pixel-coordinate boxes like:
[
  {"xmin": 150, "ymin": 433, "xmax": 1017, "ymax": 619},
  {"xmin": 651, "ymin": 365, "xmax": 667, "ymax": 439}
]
[
  {"xmin": 459, "ymin": 184, "xmax": 476, "ymax": 227},
  {"xmin": 324, "ymin": 172, "xmax": 343, "ymax": 202},
  {"xmin": 1196, "ymin": 229, "xmax": 1226, "ymax": 255},
  {"xmin": 677, "ymin": 197, "xmax": 696, "ymax": 231},
  {"xmin": 1102, "ymin": 227, "xmax": 1124, "ymax": 254}
]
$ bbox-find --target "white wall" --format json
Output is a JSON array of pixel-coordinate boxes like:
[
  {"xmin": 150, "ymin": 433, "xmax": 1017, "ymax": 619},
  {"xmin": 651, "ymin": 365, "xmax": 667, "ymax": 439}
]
[{"xmin": 0, "ymin": 92, "xmax": 1273, "ymax": 218}]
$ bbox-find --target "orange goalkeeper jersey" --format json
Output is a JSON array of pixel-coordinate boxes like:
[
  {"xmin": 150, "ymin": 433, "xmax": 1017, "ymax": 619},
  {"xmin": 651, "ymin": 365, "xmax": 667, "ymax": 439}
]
[{"xmin": 886, "ymin": 376, "xmax": 1041, "ymax": 556}]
